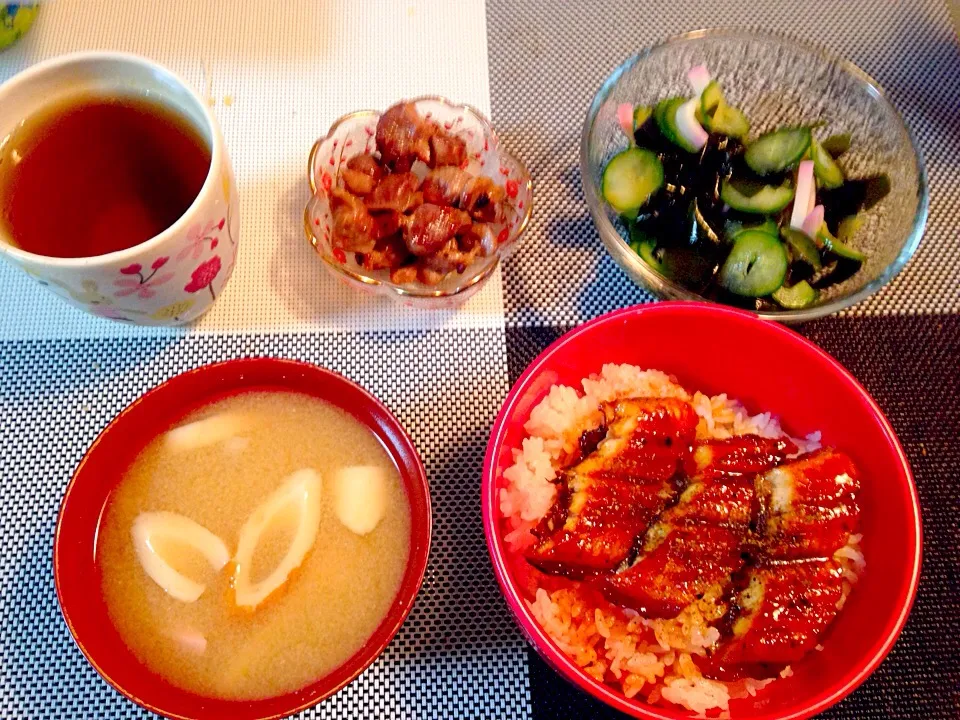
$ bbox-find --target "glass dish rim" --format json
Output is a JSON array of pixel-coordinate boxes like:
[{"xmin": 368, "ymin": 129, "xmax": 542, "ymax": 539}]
[
  {"xmin": 305, "ymin": 96, "xmax": 533, "ymax": 300},
  {"xmin": 579, "ymin": 27, "xmax": 930, "ymax": 322}
]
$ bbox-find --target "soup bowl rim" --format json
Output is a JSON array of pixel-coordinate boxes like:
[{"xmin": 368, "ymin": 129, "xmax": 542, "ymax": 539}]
[
  {"xmin": 53, "ymin": 357, "xmax": 432, "ymax": 720},
  {"xmin": 0, "ymin": 50, "xmax": 222, "ymax": 269}
]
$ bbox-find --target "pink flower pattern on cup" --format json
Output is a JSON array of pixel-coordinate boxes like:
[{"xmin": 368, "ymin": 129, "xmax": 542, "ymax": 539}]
[
  {"xmin": 18, "ymin": 210, "xmax": 236, "ymax": 323},
  {"xmin": 113, "ymin": 258, "xmax": 175, "ymax": 299},
  {"xmin": 184, "ymin": 255, "xmax": 223, "ymax": 300},
  {"xmin": 105, "ymin": 215, "xmax": 233, "ymax": 304},
  {"xmin": 0, "ymin": 53, "xmax": 242, "ymax": 325},
  {"xmin": 176, "ymin": 218, "xmax": 225, "ymax": 261}
]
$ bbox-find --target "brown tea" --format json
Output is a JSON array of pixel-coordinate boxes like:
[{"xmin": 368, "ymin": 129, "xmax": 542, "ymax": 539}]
[{"xmin": 0, "ymin": 93, "xmax": 211, "ymax": 258}]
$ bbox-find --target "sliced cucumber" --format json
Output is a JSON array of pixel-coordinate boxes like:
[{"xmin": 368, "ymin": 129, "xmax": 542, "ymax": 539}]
[
  {"xmin": 632, "ymin": 237, "xmax": 718, "ymax": 286},
  {"xmin": 709, "ymin": 103, "xmax": 750, "ymax": 138},
  {"xmin": 837, "ymin": 214, "xmax": 862, "ymax": 243},
  {"xmin": 667, "ymin": 97, "xmax": 699, "ymax": 152},
  {"xmin": 811, "ymin": 138, "xmax": 844, "ymax": 189},
  {"xmin": 602, "ymin": 148, "xmax": 664, "ymax": 215},
  {"xmin": 656, "ymin": 96, "xmax": 698, "ymax": 152},
  {"xmin": 724, "ymin": 217, "xmax": 778, "ymax": 241},
  {"xmin": 773, "ymin": 280, "xmax": 819, "ymax": 309},
  {"xmin": 720, "ymin": 179, "xmax": 795, "ymax": 214},
  {"xmin": 700, "ymin": 81, "xmax": 724, "ymax": 117},
  {"xmin": 718, "ymin": 230, "xmax": 788, "ymax": 297},
  {"xmin": 633, "ymin": 105, "xmax": 653, "ymax": 132},
  {"xmin": 817, "ymin": 223, "xmax": 866, "ymax": 263},
  {"xmin": 655, "ymin": 97, "xmax": 680, "ymax": 145},
  {"xmin": 744, "ymin": 127, "xmax": 812, "ymax": 175},
  {"xmin": 820, "ymin": 133, "xmax": 852, "ymax": 157},
  {"xmin": 780, "ymin": 227, "xmax": 822, "ymax": 270},
  {"xmin": 696, "ymin": 81, "xmax": 750, "ymax": 138},
  {"xmin": 632, "ymin": 238, "xmax": 672, "ymax": 278}
]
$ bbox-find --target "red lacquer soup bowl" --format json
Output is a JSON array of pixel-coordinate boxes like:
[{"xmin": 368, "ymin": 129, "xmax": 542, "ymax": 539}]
[
  {"xmin": 482, "ymin": 302, "xmax": 921, "ymax": 720},
  {"xmin": 54, "ymin": 358, "xmax": 431, "ymax": 720}
]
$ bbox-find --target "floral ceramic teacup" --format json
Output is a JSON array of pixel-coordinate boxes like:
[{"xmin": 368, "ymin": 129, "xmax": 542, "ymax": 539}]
[{"xmin": 0, "ymin": 52, "xmax": 239, "ymax": 325}]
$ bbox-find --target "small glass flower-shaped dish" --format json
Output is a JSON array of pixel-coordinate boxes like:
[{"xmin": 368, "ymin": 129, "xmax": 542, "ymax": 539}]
[{"xmin": 305, "ymin": 97, "xmax": 532, "ymax": 309}]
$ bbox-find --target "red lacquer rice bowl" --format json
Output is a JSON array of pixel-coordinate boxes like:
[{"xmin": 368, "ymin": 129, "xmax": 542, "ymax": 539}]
[{"xmin": 483, "ymin": 302, "xmax": 921, "ymax": 720}]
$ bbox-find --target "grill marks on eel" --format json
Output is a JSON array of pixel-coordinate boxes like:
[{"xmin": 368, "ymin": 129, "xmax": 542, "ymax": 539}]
[
  {"xmin": 604, "ymin": 434, "xmax": 797, "ymax": 618},
  {"xmin": 524, "ymin": 397, "xmax": 862, "ymax": 675},
  {"xmin": 703, "ymin": 448, "xmax": 861, "ymax": 677},
  {"xmin": 526, "ymin": 398, "xmax": 698, "ymax": 574}
]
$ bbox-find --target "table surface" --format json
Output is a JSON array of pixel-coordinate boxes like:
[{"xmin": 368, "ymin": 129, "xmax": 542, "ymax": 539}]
[{"xmin": 1, "ymin": 1, "xmax": 958, "ymax": 719}]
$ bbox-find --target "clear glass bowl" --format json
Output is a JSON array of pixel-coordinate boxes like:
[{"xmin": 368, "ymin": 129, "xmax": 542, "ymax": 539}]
[
  {"xmin": 305, "ymin": 97, "xmax": 532, "ymax": 309},
  {"xmin": 580, "ymin": 29, "xmax": 929, "ymax": 322}
]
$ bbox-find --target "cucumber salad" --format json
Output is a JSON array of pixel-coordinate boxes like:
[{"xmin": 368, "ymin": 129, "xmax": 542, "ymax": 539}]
[{"xmin": 603, "ymin": 65, "xmax": 890, "ymax": 310}]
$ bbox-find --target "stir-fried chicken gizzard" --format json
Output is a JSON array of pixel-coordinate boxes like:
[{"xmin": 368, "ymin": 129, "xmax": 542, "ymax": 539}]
[
  {"xmin": 526, "ymin": 397, "xmax": 860, "ymax": 679},
  {"xmin": 327, "ymin": 102, "xmax": 508, "ymax": 286}
]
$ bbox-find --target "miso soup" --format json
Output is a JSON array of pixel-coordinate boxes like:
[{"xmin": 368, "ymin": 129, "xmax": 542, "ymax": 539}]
[{"xmin": 96, "ymin": 391, "xmax": 411, "ymax": 700}]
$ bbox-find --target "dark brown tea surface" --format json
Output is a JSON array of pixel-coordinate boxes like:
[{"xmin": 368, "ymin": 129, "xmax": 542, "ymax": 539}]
[{"xmin": 0, "ymin": 93, "xmax": 211, "ymax": 258}]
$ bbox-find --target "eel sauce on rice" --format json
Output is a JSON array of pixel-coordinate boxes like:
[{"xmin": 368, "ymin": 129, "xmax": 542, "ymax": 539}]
[{"xmin": 499, "ymin": 364, "xmax": 865, "ymax": 716}]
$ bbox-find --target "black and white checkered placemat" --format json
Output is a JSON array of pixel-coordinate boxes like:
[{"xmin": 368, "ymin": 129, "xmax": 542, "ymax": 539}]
[
  {"xmin": 504, "ymin": 316, "xmax": 960, "ymax": 720},
  {"xmin": 487, "ymin": 0, "xmax": 960, "ymax": 717},
  {"xmin": 0, "ymin": 330, "xmax": 529, "ymax": 720},
  {"xmin": 2, "ymin": 2, "xmax": 959, "ymax": 719}
]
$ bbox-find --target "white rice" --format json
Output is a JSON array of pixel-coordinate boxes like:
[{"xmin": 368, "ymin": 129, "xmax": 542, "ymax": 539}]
[
  {"xmin": 501, "ymin": 364, "xmax": 860, "ymax": 715},
  {"xmin": 835, "ymin": 533, "xmax": 866, "ymax": 610}
]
